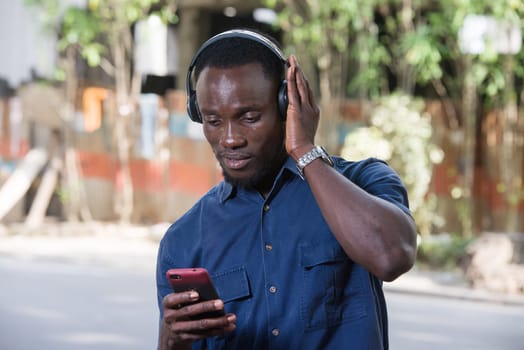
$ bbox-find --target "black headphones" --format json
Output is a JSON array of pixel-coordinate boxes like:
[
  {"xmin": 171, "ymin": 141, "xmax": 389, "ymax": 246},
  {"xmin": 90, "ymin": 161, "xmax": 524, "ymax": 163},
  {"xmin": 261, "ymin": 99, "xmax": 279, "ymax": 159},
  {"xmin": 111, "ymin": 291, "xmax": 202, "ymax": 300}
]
[{"xmin": 186, "ymin": 29, "xmax": 288, "ymax": 123}]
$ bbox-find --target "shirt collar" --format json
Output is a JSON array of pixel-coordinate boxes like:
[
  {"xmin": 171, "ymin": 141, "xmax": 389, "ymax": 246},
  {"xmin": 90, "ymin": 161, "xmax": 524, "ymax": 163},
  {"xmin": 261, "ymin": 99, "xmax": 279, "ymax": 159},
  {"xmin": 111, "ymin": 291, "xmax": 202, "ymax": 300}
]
[
  {"xmin": 282, "ymin": 156, "xmax": 300, "ymax": 177},
  {"xmin": 218, "ymin": 156, "xmax": 300, "ymax": 203},
  {"xmin": 218, "ymin": 181, "xmax": 235, "ymax": 203}
]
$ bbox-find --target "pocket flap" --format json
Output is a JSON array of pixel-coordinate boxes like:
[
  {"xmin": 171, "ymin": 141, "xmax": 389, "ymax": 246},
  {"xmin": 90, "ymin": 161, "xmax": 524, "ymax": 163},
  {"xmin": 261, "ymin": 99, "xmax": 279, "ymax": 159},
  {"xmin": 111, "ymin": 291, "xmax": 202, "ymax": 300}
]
[
  {"xmin": 211, "ymin": 266, "xmax": 251, "ymax": 303},
  {"xmin": 300, "ymin": 242, "xmax": 348, "ymax": 268}
]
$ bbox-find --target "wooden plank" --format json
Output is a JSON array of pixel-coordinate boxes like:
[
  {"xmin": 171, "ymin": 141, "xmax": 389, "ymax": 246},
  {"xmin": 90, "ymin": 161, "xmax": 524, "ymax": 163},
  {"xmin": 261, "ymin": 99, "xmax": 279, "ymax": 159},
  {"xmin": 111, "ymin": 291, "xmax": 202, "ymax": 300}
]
[
  {"xmin": 24, "ymin": 156, "xmax": 62, "ymax": 228},
  {"xmin": 0, "ymin": 148, "xmax": 48, "ymax": 221}
]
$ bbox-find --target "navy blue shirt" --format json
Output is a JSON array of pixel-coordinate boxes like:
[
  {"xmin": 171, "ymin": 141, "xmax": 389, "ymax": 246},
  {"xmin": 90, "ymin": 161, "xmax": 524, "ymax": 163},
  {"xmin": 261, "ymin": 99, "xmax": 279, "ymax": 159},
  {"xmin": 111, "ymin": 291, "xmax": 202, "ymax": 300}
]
[{"xmin": 156, "ymin": 156, "xmax": 411, "ymax": 350}]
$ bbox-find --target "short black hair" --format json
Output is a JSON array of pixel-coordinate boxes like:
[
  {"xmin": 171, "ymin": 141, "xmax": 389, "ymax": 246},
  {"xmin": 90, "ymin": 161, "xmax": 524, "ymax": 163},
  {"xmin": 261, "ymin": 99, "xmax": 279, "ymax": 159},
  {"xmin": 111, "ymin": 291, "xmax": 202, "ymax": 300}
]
[{"xmin": 194, "ymin": 32, "xmax": 285, "ymax": 86}]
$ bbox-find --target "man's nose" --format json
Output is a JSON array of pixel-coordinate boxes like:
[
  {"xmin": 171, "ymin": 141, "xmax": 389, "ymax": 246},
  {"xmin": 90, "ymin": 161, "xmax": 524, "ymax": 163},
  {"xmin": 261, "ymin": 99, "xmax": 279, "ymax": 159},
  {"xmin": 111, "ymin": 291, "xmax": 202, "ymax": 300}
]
[{"xmin": 219, "ymin": 121, "xmax": 246, "ymax": 148}]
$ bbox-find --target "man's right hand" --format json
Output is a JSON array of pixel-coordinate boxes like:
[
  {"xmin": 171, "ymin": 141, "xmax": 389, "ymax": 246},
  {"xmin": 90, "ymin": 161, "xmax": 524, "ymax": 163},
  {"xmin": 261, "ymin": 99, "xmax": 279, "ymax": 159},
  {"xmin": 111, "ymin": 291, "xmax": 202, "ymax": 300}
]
[{"xmin": 159, "ymin": 291, "xmax": 237, "ymax": 350}]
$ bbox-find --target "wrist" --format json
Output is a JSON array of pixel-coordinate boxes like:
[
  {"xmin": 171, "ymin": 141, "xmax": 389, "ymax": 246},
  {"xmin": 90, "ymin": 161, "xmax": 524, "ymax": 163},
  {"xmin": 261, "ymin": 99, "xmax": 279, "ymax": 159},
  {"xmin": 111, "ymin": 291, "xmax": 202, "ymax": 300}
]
[{"xmin": 289, "ymin": 144, "xmax": 315, "ymax": 162}]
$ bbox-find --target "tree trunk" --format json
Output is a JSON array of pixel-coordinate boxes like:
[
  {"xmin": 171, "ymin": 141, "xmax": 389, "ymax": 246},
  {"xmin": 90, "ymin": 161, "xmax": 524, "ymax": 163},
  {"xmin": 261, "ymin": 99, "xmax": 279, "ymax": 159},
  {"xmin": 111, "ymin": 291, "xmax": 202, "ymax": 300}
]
[
  {"xmin": 502, "ymin": 55, "xmax": 522, "ymax": 233},
  {"xmin": 461, "ymin": 55, "xmax": 477, "ymax": 237},
  {"xmin": 62, "ymin": 46, "xmax": 92, "ymax": 222},
  {"xmin": 318, "ymin": 65, "xmax": 339, "ymax": 153},
  {"xmin": 112, "ymin": 34, "xmax": 134, "ymax": 224},
  {"xmin": 398, "ymin": 0, "xmax": 416, "ymax": 94}
]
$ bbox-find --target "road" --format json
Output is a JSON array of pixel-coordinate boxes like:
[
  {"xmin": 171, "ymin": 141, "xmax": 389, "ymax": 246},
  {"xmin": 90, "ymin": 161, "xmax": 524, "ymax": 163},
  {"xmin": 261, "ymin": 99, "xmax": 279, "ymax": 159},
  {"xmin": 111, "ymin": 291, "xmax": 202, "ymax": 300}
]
[
  {"xmin": 387, "ymin": 291, "xmax": 524, "ymax": 350},
  {"xmin": 0, "ymin": 255, "xmax": 158, "ymax": 350},
  {"xmin": 0, "ymin": 253, "xmax": 523, "ymax": 349}
]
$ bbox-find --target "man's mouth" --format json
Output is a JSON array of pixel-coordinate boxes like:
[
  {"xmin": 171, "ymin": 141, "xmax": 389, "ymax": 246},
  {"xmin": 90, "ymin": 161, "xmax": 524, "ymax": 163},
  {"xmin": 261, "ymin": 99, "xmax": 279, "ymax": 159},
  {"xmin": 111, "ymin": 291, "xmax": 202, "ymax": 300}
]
[{"xmin": 219, "ymin": 153, "xmax": 251, "ymax": 170}]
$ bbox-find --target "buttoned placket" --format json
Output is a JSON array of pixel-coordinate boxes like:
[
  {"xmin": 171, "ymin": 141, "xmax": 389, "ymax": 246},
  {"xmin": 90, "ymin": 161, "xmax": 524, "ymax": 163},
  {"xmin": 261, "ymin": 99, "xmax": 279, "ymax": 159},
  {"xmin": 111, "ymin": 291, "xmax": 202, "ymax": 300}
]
[{"xmin": 260, "ymin": 199, "xmax": 281, "ymax": 340}]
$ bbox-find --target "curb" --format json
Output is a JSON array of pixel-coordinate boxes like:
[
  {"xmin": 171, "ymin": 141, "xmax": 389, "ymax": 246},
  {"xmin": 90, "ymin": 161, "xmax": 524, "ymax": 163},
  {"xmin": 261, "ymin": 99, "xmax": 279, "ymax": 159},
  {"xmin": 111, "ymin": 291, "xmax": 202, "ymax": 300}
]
[
  {"xmin": 0, "ymin": 228, "xmax": 161, "ymax": 271},
  {"xmin": 384, "ymin": 274, "xmax": 524, "ymax": 306}
]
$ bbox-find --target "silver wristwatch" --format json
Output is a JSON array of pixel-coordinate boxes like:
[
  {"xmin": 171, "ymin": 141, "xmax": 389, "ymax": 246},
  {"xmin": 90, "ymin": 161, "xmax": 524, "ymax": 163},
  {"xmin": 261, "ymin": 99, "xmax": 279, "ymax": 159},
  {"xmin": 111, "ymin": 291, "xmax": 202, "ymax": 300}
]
[{"xmin": 296, "ymin": 145, "xmax": 334, "ymax": 179}]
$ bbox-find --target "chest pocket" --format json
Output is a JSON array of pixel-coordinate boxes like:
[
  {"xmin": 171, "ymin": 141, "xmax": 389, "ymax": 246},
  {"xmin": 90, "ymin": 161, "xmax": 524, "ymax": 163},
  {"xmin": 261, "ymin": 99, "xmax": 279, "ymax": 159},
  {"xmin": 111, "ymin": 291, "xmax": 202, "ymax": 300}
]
[
  {"xmin": 299, "ymin": 242, "xmax": 368, "ymax": 332},
  {"xmin": 211, "ymin": 266, "xmax": 251, "ymax": 303}
]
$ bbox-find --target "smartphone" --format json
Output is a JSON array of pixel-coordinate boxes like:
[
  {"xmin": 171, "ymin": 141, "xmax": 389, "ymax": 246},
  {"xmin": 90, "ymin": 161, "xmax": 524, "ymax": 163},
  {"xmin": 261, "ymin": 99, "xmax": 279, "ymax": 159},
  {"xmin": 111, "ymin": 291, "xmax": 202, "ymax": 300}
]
[{"xmin": 166, "ymin": 267, "xmax": 225, "ymax": 319}]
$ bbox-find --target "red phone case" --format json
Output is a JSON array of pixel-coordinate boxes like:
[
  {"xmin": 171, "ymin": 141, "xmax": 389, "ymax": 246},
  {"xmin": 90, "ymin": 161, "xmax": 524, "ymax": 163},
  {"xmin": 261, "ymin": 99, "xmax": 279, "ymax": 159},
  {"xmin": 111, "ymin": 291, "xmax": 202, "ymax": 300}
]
[{"xmin": 166, "ymin": 267, "xmax": 225, "ymax": 319}]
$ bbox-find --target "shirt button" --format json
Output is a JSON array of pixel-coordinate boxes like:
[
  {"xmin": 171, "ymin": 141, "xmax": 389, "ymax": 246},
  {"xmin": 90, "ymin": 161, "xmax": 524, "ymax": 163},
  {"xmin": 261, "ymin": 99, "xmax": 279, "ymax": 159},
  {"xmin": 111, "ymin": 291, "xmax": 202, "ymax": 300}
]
[
  {"xmin": 272, "ymin": 328, "xmax": 280, "ymax": 337},
  {"xmin": 269, "ymin": 286, "xmax": 277, "ymax": 293},
  {"xmin": 265, "ymin": 244, "xmax": 273, "ymax": 251},
  {"xmin": 263, "ymin": 204, "xmax": 270, "ymax": 212}
]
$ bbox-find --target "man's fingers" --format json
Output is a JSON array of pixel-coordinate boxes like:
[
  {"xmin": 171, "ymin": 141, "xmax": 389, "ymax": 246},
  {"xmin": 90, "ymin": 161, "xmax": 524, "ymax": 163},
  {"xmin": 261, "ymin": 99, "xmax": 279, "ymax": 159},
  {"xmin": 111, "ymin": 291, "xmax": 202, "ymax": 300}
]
[
  {"xmin": 287, "ymin": 55, "xmax": 315, "ymax": 108},
  {"xmin": 183, "ymin": 299, "xmax": 225, "ymax": 318},
  {"xmin": 166, "ymin": 313, "xmax": 236, "ymax": 340},
  {"xmin": 296, "ymin": 67, "xmax": 309, "ymax": 105},
  {"xmin": 163, "ymin": 292, "xmax": 228, "ymax": 326},
  {"xmin": 287, "ymin": 56, "xmax": 300, "ymax": 107},
  {"xmin": 163, "ymin": 291, "xmax": 198, "ymax": 308}
]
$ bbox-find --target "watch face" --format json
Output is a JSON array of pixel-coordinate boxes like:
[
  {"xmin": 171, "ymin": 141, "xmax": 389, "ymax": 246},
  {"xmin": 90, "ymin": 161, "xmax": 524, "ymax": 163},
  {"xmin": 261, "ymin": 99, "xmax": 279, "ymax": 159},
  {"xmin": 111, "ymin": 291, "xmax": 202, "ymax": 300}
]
[{"xmin": 296, "ymin": 146, "xmax": 334, "ymax": 179}]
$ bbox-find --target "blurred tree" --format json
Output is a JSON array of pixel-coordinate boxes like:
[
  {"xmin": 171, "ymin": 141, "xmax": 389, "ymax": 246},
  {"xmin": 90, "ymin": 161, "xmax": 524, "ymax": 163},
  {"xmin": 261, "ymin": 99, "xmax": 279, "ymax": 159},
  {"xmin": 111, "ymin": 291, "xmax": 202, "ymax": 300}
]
[
  {"xmin": 266, "ymin": 0, "xmax": 524, "ymax": 235},
  {"xmin": 436, "ymin": 0, "xmax": 524, "ymax": 234},
  {"xmin": 25, "ymin": 0, "xmax": 178, "ymax": 223},
  {"xmin": 341, "ymin": 94, "xmax": 444, "ymax": 236}
]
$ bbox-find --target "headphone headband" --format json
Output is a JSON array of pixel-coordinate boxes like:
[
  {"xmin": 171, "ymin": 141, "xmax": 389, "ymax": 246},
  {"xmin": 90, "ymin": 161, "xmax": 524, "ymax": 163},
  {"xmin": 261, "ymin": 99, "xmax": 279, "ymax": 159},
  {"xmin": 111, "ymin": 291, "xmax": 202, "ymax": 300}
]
[
  {"xmin": 188, "ymin": 29, "xmax": 287, "ymax": 72},
  {"xmin": 186, "ymin": 29, "xmax": 288, "ymax": 123}
]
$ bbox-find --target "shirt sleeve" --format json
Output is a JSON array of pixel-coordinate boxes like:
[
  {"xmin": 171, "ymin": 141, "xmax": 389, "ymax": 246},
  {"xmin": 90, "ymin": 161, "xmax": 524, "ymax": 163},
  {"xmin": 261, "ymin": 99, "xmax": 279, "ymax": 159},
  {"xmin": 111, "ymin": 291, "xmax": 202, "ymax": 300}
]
[
  {"xmin": 336, "ymin": 157, "xmax": 412, "ymax": 217},
  {"xmin": 156, "ymin": 232, "xmax": 178, "ymax": 319}
]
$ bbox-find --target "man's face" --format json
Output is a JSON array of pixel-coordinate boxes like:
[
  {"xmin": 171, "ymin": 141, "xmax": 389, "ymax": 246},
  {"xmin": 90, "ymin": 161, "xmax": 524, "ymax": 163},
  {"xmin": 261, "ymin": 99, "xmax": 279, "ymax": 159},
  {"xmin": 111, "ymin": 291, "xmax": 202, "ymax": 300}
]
[{"xmin": 196, "ymin": 63, "xmax": 286, "ymax": 192}]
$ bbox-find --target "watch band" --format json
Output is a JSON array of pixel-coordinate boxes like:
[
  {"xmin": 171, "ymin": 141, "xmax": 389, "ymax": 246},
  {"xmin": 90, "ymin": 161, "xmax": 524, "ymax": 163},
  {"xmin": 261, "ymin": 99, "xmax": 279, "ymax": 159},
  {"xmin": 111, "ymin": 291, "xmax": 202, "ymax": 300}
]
[{"xmin": 296, "ymin": 145, "xmax": 334, "ymax": 179}]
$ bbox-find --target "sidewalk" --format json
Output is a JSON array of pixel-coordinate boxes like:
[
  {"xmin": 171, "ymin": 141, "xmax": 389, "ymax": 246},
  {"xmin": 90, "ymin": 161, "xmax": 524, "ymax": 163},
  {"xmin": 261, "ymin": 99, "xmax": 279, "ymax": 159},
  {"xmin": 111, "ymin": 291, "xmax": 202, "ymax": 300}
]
[
  {"xmin": 384, "ymin": 268, "xmax": 524, "ymax": 306},
  {"xmin": 0, "ymin": 221, "xmax": 165, "ymax": 271},
  {"xmin": 2, "ymin": 221, "xmax": 524, "ymax": 305}
]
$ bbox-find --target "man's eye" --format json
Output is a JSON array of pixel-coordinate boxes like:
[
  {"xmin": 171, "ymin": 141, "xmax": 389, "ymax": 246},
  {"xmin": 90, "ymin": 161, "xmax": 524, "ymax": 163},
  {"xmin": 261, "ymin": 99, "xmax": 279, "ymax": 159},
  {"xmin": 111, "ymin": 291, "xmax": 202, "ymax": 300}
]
[
  {"xmin": 243, "ymin": 113, "xmax": 260, "ymax": 123},
  {"xmin": 204, "ymin": 116, "xmax": 220, "ymax": 126}
]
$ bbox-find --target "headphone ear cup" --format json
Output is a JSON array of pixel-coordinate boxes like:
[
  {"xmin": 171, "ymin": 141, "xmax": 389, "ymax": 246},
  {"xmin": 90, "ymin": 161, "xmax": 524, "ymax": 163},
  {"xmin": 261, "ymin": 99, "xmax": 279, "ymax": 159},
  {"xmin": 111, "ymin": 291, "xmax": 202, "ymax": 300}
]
[
  {"xmin": 278, "ymin": 80, "xmax": 288, "ymax": 120},
  {"xmin": 187, "ymin": 90, "xmax": 202, "ymax": 123}
]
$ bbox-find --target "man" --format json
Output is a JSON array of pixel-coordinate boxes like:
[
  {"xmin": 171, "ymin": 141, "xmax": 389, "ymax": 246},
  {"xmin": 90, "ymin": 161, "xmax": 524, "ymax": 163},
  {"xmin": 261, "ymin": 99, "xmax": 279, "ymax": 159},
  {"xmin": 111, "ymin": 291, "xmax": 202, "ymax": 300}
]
[{"xmin": 156, "ymin": 29, "xmax": 417, "ymax": 349}]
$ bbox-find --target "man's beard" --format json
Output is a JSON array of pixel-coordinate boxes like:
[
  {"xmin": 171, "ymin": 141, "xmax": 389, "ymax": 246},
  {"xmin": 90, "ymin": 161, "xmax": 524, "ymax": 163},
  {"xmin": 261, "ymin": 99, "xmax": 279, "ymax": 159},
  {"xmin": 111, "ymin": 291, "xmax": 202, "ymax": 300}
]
[{"xmin": 220, "ymin": 147, "xmax": 287, "ymax": 192}]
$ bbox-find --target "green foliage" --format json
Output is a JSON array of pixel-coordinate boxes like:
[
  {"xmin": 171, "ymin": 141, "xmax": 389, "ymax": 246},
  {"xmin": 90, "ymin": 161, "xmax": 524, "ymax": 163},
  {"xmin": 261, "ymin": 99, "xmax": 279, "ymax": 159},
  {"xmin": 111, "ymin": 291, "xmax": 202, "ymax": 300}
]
[
  {"xmin": 266, "ymin": 0, "xmax": 524, "ymax": 105},
  {"xmin": 400, "ymin": 25, "xmax": 443, "ymax": 83},
  {"xmin": 26, "ymin": 0, "xmax": 178, "ymax": 68},
  {"xmin": 341, "ymin": 94, "xmax": 444, "ymax": 235},
  {"xmin": 24, "ymin": 0, "xmax": 59, "ymax": 27},
  {"xmin": 450, "ymin": 0, "xmax": 524, "ymax": 105},
  {"xmin": 265, "ymin": 0, "xmax": 524, "ymax": 236},
  {"xmin": 416, "ymin": 233, "xmax": 473, "ymax": 270},
  {"xmin": 348, "ymin": 25, "xmax": 391, "ymax": 97},
  {"xmin": 268, "ymin": 0, "xmax": 357, "ymax": 52},
  {"xmin": 496, "ymin": 181, "xmax": 524, "ymax": 207},
  {"xmin": 60, "ymin": 7, "xmax": 104, "ymax": 66}
]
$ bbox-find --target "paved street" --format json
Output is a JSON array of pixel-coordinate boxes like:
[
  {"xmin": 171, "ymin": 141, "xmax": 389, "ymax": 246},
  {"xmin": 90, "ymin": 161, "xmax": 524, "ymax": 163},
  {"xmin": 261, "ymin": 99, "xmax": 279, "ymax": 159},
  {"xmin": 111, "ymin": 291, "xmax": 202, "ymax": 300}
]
[
  {"xmin": 387, "ymin": 292, "xmax": 524, "ymax": 350},
  {"xmin": 0, "ymin": 255, "xmax": 158, "ymax": 350},
  {"xmin": 0, "ymin": 232, "xmax": 523, "ymax": 349}
]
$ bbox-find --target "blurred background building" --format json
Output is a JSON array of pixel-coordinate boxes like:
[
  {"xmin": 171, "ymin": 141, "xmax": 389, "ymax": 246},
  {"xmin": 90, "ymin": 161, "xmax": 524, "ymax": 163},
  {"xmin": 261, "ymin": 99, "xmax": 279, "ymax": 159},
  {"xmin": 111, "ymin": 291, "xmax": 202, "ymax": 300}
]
[{"xmin": 0, "ymin": 0, "xmax": 523, "ymax": 240}]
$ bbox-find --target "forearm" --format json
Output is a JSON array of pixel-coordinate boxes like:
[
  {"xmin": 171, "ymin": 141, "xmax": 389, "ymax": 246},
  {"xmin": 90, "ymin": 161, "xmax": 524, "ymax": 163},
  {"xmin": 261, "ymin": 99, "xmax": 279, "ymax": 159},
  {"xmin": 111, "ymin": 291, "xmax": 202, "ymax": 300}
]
[{"xmin": 303, "ymin": 159, "xmax": 417, "ymax": 281}]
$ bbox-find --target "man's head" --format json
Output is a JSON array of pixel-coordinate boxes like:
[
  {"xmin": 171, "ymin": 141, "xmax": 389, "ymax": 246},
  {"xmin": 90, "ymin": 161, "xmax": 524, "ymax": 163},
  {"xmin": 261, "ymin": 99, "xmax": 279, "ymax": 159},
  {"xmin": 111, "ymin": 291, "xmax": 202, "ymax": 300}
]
[
  {"xmin": 188, "ymin": 30, "xmax": 289, "ymax": 194},
  {"xmin": 186, "ymin": 29, "xmax": 288, "ymax": 123}
]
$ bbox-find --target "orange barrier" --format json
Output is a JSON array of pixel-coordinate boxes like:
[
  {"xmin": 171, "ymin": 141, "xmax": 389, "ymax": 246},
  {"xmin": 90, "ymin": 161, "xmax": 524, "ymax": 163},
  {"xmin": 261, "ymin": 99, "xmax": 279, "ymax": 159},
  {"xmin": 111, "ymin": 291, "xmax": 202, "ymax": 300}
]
[
  {"xmin": 76, "ymin": 150, "xmax": 220, "ymax": 197},
  {"xmin": 0, "ymin": 137, "xmax": 29, "ymax": 159},
  {"xmin": 169, "ymin": 160, "xmax": 221, "ymax": 195},
  {"xmin": 82, "ymin": 87, "xmax": 109, "ymax": 132},
  {"xmin": 76, "ymin": 151, "xmax": 115, "ymax": 180}
]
